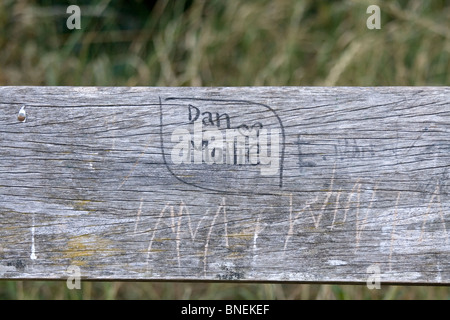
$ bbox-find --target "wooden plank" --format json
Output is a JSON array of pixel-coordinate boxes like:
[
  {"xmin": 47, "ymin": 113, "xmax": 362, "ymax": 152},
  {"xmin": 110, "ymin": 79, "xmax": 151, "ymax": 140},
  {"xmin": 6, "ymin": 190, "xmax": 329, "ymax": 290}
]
[{"xmin": 0, "ymin": 86, "xmax": 448, "ymax": 284}]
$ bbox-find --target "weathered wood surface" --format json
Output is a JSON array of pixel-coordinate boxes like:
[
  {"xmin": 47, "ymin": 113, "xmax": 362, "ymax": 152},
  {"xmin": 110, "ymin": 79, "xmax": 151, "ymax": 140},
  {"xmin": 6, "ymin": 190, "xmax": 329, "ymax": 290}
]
[{"xmin": 0, "ymin": 86, "xmax": 448, "ymax": 284}]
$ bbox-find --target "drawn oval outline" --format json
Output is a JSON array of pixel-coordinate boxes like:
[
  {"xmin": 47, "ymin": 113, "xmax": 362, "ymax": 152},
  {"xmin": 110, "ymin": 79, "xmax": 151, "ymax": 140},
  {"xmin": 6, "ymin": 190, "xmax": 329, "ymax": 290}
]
[{"xmin": 159, "ymin": 96, "xmax": 285, "ymax": 194}]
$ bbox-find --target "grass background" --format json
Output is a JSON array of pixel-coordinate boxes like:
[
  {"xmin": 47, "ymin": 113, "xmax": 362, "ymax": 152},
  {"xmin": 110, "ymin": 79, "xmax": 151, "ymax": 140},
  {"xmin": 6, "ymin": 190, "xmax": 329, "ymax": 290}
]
[{"xmin": 0, "ymin": 0, "xmax": 449, "ymax": 299}]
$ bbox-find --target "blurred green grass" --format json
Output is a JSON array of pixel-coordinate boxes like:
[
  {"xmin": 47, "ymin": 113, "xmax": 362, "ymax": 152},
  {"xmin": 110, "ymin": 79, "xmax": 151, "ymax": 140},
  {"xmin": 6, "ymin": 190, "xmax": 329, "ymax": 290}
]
[
  {"xmin": 1, "ymin": 0, "xmax": 449, "ymax": 86},
  {"xmin": 1, "ymin": 281, "xmax": 449, "ymax": 300},
  {"xmin": 0, "ymin": 0, "xmax": 449, "ymax": 299}
]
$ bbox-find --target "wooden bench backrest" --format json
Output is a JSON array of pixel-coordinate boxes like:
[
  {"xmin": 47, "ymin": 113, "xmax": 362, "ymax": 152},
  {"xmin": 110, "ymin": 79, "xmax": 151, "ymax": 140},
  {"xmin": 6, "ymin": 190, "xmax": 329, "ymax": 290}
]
[{"xmin": 0, "ymin": 86, "xmax": 448, "ymax": 284}]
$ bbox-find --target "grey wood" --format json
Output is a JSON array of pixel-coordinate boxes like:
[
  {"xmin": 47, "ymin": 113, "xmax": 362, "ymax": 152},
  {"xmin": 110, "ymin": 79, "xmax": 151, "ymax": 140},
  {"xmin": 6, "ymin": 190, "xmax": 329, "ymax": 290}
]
[{"xmin": 0, "ymin": 86, "xmax": 448, "ymax": 284}]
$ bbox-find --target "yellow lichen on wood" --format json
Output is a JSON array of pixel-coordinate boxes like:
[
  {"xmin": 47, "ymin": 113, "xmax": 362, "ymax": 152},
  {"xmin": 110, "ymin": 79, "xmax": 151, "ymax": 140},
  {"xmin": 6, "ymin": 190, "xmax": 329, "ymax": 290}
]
[{"xmin": 62, "ymin": 234, "xmax": 117, "ymax": 266}]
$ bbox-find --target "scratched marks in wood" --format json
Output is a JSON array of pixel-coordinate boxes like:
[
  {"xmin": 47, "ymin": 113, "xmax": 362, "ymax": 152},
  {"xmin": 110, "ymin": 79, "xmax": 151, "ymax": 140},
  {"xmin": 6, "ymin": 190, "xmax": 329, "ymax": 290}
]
[{"xmin": 0, "ymin": 86, "xmax": 448, "ymax": 284}]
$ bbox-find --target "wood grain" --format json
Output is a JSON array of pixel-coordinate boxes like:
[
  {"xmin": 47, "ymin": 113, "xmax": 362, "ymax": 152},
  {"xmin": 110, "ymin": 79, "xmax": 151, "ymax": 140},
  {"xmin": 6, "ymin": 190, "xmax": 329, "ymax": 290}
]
[{"xmin": 0, "ymin": 86, "xmax": 448, "ymax": 284}]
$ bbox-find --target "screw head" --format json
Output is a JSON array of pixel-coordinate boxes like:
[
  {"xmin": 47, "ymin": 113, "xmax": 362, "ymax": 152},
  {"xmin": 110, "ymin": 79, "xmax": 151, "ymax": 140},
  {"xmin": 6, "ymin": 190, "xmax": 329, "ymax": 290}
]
[{"xmin": 18, "ymin": 106, "xmax": 26, "ymax": 122}]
